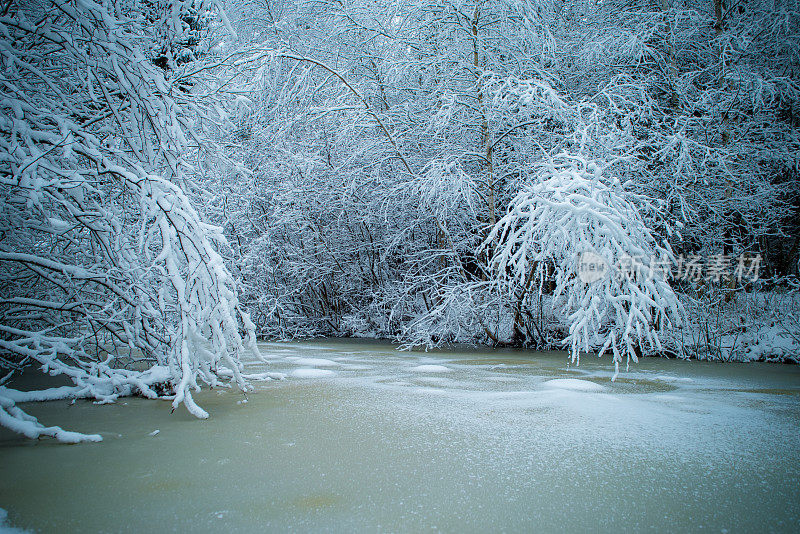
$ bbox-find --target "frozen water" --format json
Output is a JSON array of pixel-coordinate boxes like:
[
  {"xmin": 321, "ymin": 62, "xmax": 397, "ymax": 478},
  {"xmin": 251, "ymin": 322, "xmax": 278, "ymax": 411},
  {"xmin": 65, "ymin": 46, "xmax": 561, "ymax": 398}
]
[{"xmin": 0, "ymin": 339, "xmax": 798, "ymax": 532}]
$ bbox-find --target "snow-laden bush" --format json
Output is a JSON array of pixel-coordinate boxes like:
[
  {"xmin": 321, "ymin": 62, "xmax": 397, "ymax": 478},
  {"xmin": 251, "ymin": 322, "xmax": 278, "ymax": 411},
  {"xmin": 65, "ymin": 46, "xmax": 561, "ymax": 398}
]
[
  {"xmin": 0, "ymin": 0, "xmax": 260, "ymax": 442},
  {"xmin": 485, "ymin": 155, "xmax": 684, "ymax": 376}
]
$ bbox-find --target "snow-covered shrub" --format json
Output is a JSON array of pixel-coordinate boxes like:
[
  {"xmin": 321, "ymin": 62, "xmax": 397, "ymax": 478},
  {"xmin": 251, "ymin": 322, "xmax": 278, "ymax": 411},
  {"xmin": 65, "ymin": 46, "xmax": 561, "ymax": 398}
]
[
  {"xmin": 399, "ymin": 281, "xmax": 510, "ymax": 348},
  {"xmin": 671, "ymin": 286, "xmax": 800, "ymax": 363}
]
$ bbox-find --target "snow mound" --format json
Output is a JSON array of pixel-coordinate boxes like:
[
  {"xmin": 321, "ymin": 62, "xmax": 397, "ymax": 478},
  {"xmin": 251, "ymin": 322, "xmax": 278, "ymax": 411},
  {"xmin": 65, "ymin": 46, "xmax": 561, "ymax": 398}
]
[
  {"xmin": 410, "ymin": 365, "xmax": 451, "ymax": 373},
  {"xmin": 542, "ymin": 378, "xmax": 606, "ymax": 392},
  {"xmin": 290, "ymin": 368, "xmax": 337, "ymax": 378}
]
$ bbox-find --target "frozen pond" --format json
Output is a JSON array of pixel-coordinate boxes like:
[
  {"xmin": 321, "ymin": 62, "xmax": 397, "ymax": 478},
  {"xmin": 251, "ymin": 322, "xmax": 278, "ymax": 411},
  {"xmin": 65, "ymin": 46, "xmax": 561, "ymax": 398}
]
[{"xmin": 1, "ymin": 339, "xmax": 799, "ymax": 532}]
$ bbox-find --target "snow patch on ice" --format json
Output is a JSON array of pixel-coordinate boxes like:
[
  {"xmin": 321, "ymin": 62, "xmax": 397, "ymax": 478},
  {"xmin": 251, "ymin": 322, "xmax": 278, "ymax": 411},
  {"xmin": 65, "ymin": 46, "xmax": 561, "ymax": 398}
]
[
  {"xmin": 244, "ymin": 372, "xmax": 286, "ymax": 380},
  {"xmin": 285, "ymin": 357, "xmax": 339, "ymax": 367},
  {"xmin": 651, "ymin": 394, "xmax": 690, "ymax": 403},
  {"xmin": 542, "ymin": 378, "xmax": 607, "ymax": 392},
  {"xmin": 340, "ymin": 364, "xmax": 373, "ymax": 370},
  {"xmin": 415, "ymin": 376, "xmax": 451, "ymax": 385},
  {"xmin": 410, "ymin": 387, "xmax": 448, "ymax": 395},
  {"xmin": 216, "ymin": 369, "xmax": 285, "ymax": 381},
  {"xmin": 290, "ymin": 368, "xmax": 337, "ymax": 378},
  {"xmin": 653, "ymin": 375, "xmax": 694, "ymax": 383},
  {"xmin": 410, "ymin": 364, "xmax": 451, "ymax": 373}
]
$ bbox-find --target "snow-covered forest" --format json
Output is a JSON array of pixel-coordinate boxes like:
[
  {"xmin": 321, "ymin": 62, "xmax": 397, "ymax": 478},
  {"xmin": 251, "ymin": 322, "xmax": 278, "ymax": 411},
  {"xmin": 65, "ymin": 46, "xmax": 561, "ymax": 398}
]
[{"xmin": 0, "ymin": 0, "xmax": 798, "ymax": 441}]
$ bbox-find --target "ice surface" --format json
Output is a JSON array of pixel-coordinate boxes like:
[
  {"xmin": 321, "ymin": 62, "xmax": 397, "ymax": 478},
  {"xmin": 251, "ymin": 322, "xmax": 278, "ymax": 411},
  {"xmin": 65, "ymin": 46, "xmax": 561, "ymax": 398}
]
[{"xmin": 1, "ymin": 339, "xmax": 798, "ymax": 532}]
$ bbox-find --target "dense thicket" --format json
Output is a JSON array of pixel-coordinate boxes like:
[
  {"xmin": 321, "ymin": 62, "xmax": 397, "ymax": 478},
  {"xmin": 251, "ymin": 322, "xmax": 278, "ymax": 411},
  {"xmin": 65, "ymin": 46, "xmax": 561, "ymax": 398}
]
[{"xmin": 214, "ymin": 0, "xmax": 799, "ymax": 360}]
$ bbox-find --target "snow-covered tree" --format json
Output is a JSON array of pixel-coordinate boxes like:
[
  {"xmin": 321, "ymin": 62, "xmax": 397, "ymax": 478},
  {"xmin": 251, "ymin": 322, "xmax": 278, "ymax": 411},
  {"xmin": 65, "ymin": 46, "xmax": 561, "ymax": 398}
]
[
  {"xmin": 0, "ymin": 0, "xmax": 260, "ymax": 442},
  {"xmin": 486, "ymin": 155, "xmax": 683, "ymax": 375}
]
